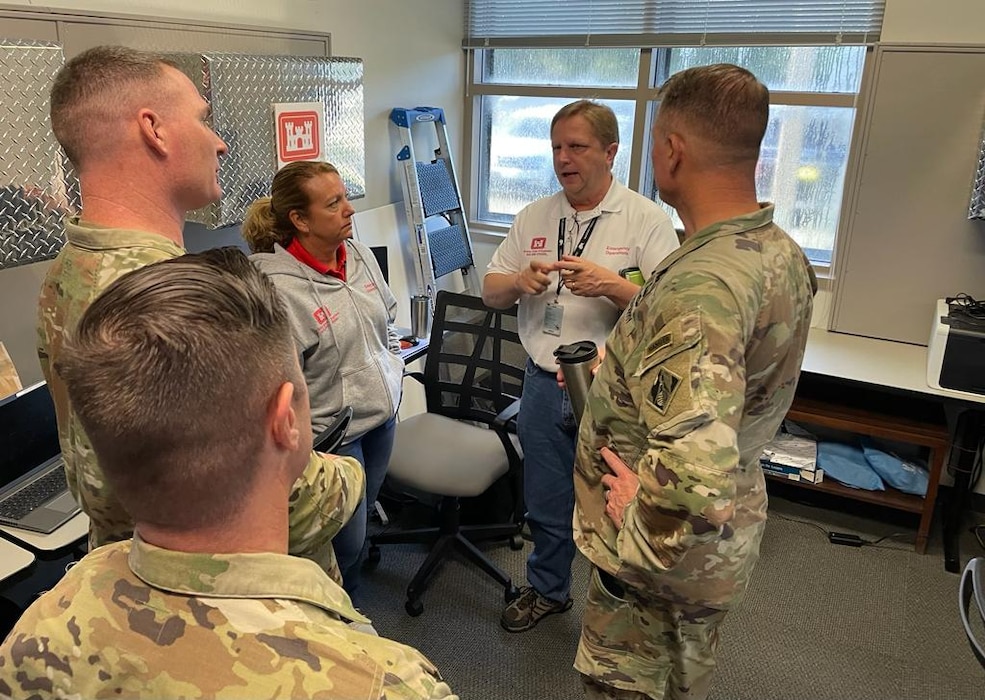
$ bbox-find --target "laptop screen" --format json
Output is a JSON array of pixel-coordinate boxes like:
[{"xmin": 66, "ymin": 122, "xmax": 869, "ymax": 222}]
[{"xmin": 0, "ymin": 381, "xmax": 61, "ymax": 486}]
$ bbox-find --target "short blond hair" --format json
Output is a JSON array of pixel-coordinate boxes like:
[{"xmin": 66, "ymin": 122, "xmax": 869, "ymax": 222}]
[{"xmin": 551, "ymin": 100, "xmax": 619, "ymax": 147}]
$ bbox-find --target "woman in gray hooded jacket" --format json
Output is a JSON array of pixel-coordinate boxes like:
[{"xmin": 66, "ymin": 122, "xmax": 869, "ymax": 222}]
[{"xmin": 243, "ymin": 161, "xmax": 403, "ymax": 598}]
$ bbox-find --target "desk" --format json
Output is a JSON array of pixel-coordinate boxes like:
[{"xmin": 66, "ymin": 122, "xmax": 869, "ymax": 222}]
[
  {"xmin": 792, "ymin": 329, "xmax": 985, "ymax": 568},
  {"xmin": 399, "ymin": 337, "xmax": 429, "ymax": 365},
  {"xmin": 0, "ymin": 538, "xmax": 34, "ymax": 583},
  {"xmin": 0, "ymin": 512, "xmax": 88, "ymax": 554}
]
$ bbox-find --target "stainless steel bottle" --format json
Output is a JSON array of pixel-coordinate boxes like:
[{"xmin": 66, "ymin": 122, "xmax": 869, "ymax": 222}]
[
  {"xmin": 410, "ymin": 295, "xmax": 430, "ymax": 340},
  {"xmin": 554, "ymin": 340, "xmax": 599, "ymax": 423}
]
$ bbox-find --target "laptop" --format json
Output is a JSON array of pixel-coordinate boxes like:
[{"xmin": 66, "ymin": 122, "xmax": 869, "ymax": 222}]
[{"xmin": 0, "ymin": 381, "xmax": 81, "ymax": 533}]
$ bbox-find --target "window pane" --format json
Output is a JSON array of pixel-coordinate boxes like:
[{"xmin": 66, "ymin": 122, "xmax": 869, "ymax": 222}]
[
  {"xmin": 482, "ymin": 48, "xmax": 640, "ymax": 87},
  {"xmin": 478, "ymin": 96, "xmax": 635, "ymax": 223},
  {"xmin": 650, "ymin": 104, "xmax": 853, "ymax": 264},
  {"xmin": 668, "ymin": 46, "xmax": 865, "ymax": 93}
]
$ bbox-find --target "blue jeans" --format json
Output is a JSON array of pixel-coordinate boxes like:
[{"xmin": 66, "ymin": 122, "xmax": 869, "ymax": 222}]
[
  {"xmin": 333, "ymin": 415, "xmax": 397, "ymax": 598},
  {"xmin": 518, "ymin": 359, "xmax": 578, "ymax": 603}
]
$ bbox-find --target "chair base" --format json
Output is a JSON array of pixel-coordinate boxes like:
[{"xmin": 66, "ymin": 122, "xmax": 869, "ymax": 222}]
[{"xmin": 369, "ymin": 496, "xmax": 520, "ymax": 616}]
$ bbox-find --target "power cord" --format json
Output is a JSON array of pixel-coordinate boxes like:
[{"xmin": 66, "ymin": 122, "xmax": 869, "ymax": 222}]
[
  {"xmin": 771, "ymin": 512, "xmax": 914, "ymax": 550},
  {"xmin": 945, "ymin": 293, "xmax": 985, "ymax": 322}
]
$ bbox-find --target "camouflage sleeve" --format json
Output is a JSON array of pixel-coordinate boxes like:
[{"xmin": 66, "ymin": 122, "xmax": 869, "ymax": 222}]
[
  {"xmin": 287, "ymin": 452, "xmax": 365, "ymax": 577},
  {"xmin": 617, "ymin": 273, "xmax": 747, "ymax": 575}
]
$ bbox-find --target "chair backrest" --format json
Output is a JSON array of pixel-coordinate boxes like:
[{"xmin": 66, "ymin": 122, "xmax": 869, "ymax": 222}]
[
  {"xmin": 422, "ymin": 291, "xmax": 527, "ymax": 424},
  {"xmin": 960, "ymin": 556, "xmax": 985, "ymax": 668}
]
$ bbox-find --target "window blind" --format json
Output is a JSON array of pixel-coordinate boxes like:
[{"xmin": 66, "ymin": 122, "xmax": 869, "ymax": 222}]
[{"xmin": 464, "ymin": 0, "xmax": 885, "ymax": 47}]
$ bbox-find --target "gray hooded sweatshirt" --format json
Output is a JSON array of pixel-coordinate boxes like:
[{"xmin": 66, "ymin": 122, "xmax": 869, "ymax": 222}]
[{"xmin": 250, "ymin": 241, "xmax": 403, "ymax": 441}]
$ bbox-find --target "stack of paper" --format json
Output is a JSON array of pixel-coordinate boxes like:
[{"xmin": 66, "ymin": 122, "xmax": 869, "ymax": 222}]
[{"xmin": 761, "ymin": 432, "xmax": 824, "ymax": 484}]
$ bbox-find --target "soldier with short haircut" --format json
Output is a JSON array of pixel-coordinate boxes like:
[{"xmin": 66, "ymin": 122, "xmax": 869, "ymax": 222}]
[
  {"xmin": 0, "ymin": 248, "xmax": 457, "ymax": 699},
  {"xmin": 37, "ymin": 45, "xmax": 360, "ymax": 577},
  {"xmin": 573, "ymin": 64, "xmax": 817, "ymax": 699}
]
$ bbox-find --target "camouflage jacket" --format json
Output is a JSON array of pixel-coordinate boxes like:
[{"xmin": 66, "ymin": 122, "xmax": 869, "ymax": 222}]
[
  {"xmin": 574, "ymin": 205, "xmax": 816, "ymax": 610},
  {"xmin": 0, "ymin": 537, "xmax": 457, "ymax": 699},
  {"xmin": 37, "ymin": 220, "xmax": 185, "ymax": 548},
  {"xmin": 37, "ymin": 220, "xmax": 363, "ymax": 582}
]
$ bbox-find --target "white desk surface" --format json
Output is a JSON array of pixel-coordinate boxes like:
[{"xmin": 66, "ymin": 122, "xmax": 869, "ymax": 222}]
[
  {"xmin": 802, "ymin": 328, "xmax": 985, "ymax": 405},
  {"xmin": 0, "ymin": 537, "xmax": 35, "ymax": 581},
  {"xmin": 0, "ymin": 511, "xmax": 88, "ymax": 552}
]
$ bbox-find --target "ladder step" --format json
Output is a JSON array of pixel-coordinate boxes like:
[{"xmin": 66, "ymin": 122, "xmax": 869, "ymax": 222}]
[
  {"xmin": 416, "ymin": 161, "xmax": 460, "ymax": 217},
  {"xmin": 428, "ymin": 224, "xmax": 473, "ymax": 278}
]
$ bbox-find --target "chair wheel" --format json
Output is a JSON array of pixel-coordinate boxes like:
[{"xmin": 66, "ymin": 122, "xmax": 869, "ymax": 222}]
[
  {"xmin": 504, "ymin": 583, "xmax": 519, "ymax": 603},
  {"xmin": 405, "ymin": 598, "xmax": 424, "ymax": 617},
  {"xmin": 509, "ymin": 534, "xmax": 524, "ymax": 550},
  {"xmin": 366, "ymin": 545, "xmax": 381, "ymax": 567}
]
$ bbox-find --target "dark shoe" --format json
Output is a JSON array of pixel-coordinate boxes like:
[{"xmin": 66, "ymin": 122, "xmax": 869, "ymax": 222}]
[{"xmin": 500, "ymin": 585, "xmax": 572, "ymax": 633}]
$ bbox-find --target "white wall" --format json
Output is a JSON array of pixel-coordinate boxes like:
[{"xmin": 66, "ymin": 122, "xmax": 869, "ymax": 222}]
[
  {"xmin": 882, "ymin": 0, "xmax": 985, "ymax": 44},
  {"xmin": 0, "ymin": 0, "xmax": 465, "ymax": 386}
]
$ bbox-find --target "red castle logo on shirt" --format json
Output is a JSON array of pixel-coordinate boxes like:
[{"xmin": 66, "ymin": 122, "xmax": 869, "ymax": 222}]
[
  {"xmin": 313, "ymin": 307, "xmax": 329, "ymax": 330},
  {"xmin": 531, "ymin": 237, "xmax": 547, "ymax": 250},
  {"xmin": 312, "ymin": 306, "xmax": 339, "ymax": 333}
]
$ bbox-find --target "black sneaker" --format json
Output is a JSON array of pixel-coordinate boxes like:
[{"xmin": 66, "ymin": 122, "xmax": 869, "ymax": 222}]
[{"xmin": 500, "ymin": 585, "xmax": 572, "ymax": 633}]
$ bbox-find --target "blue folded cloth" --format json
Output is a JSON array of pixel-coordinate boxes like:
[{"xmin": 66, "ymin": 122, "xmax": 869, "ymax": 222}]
[
  {"xmin": 817, "ymin": 441, "xmax": 885, "ymax": 491},
  {"xmin": 861, "ymin": 439, "xmax": 929, "ymax": 496}
]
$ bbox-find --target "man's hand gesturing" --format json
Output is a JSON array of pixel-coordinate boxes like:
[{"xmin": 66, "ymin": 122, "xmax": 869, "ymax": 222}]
[{"xmin": 514, "ymin": 260, "xmax": 555, "ymax": 296}]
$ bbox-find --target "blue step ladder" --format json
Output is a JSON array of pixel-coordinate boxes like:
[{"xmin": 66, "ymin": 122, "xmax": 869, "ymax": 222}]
[{"xmin": 390, "ymin": 107, "xmax": 479, "ymax": 335}]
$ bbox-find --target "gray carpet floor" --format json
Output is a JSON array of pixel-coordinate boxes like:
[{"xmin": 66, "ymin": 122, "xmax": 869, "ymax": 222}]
[{"xmin": 358, "ymin": 492, "xmax": 985, "ymax": 700}]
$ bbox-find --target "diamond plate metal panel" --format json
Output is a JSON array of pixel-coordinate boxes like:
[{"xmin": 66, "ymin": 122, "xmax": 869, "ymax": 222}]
[
  {"xmin": 170, "ymin": 53, "xmax": 364, "ymax": 229},
  {"xmin": 0, "ymin": 40, "xmax": 80, "ymax": 270},
  {"xmin": 970, "ymin": 118, "xmax": 985, "ymax": 221}
]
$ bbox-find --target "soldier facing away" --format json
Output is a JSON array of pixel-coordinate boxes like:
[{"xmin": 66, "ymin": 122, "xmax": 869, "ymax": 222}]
[
  {"xmin": 0, "ymin": 249, "xmax": 457, "ymax": 699},
  {"xmin": 572, "ymin": 64, "xmax": 817, "ymax": 699}
]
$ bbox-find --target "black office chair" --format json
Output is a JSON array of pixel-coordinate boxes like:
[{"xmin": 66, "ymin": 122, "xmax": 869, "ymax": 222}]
[
  {"xmin": 369, "ymin": 290, "xmax": 527, "ymax": 616},
  {"xmin": 960, "ymin": 556, "xmax": 985, "ymax": 668},
  {"xmin": 313, "ymin": 406, "xmax": 353, "ymax": 454}
]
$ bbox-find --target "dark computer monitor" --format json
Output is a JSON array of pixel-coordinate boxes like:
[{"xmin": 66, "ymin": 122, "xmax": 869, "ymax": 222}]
[
  {"xmin": 370, "ymin": 245, "xmax": 390, "ymax": 285},
  {"xmin": 0, "ymin": 382, "xmax": 60, "ymax": 484}
]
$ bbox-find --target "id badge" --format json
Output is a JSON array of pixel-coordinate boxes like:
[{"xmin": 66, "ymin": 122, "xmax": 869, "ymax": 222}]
[{"xmin": 543, "ymin": 302, "xmax": 563, "ymax": 336}]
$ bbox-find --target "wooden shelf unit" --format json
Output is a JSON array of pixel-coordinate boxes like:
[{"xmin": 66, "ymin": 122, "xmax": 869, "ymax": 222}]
[{"xmin": 774, "ymin": 396, "xmax": 950, "ymax": 554}]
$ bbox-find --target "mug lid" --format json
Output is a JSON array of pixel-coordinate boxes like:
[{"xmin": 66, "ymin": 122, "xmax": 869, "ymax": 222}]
[{"xmin": 553, "ymin": 339, "xmax": 598, "ymax": 363}]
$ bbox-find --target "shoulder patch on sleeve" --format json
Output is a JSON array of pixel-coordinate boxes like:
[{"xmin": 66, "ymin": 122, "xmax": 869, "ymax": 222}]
[{"xmin": 650, "ymin": 367, "xmax": 681, "ymax": 415}]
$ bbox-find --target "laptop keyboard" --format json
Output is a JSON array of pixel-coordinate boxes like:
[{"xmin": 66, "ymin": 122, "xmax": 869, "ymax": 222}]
[{"xmin": 0, "ymin": 467, "xmax": 69, "ymax": 520}]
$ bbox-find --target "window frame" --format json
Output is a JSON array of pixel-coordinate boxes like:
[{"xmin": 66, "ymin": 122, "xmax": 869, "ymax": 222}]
[{"xmin": 462, "ymin": 45, "xmax": 874, "ymax": 277}]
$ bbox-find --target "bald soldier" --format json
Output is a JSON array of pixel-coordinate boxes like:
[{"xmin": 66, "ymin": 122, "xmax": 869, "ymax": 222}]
[
  {"xmin": 37, "ymin": 46, "xmax": 359, "ymax": 578},
  {"xmin": 0, "ymin": 248, "xmax": 456, "ymax": 699},
  {"xmin": 573, "ymin": 64, "xmax": 817, "ymax": 699}
]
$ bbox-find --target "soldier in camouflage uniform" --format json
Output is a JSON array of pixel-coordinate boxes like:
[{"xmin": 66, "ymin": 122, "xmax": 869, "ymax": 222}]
[
  {"xmin": 37, "ymin": 46, "xmax": 359, "ymax": 578},
  {"xmin": 573, "ymin": 64, "xmax": 817, "ymax": 699},
  {"xmin": 0, "ymin": 249, "xmax": 456, "ymax": 699}
]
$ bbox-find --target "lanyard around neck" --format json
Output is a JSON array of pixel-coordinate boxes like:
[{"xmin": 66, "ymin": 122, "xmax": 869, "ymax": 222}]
[{"xmin": 555, "ymin": 214, "xmax": 599, "ymax": 297}]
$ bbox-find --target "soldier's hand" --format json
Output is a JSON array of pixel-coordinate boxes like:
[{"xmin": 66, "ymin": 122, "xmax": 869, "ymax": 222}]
[
  {"xmin": 599, "ymin": 446, "xmax": 639, "ymax": 529},
  {"xmin": 514, "ymin": 260, "xmax": 554, "ymax": 296},
  {"xmin": 556, "ymin": 255, "xmax": 620, "ymax": 298}
]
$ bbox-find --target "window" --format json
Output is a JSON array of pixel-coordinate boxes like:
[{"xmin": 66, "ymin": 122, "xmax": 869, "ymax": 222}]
[{"xmin": 464, "ymin": 1, "xmax": 884, "ymax": 268}]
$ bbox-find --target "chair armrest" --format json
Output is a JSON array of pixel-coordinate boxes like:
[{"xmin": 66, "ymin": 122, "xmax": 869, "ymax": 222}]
[
  {"xmin": 403, "ymin": 370, "xmax": 425, "ymax": 386},
  {"xmin": 490, "ymin": 397, "xmax": 523, "ymax": 468},
  {"xmin": 313, "ymin": 406, "xmax": 353, "ymax": 454},
  {"xmin": 960, "ymin": 557, "xmax": 985, "ymax": 667},
  {"xmin": 493, "ymin": 397, "xmax": 521, "ymax": 431}
]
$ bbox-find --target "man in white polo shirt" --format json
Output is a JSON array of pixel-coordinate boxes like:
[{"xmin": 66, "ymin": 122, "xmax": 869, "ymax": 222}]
[{"xmin": 482, "ymin": 100, "xmax": 679, "ymax": 633}]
